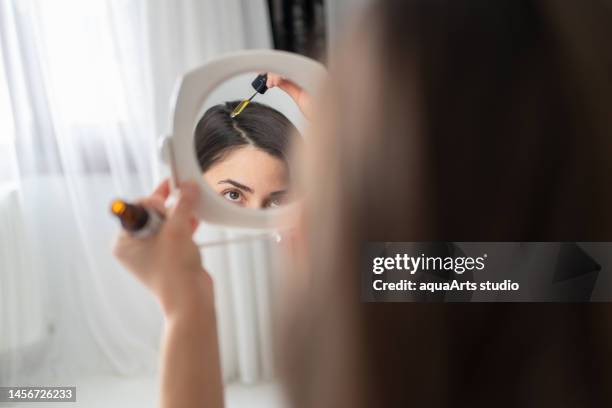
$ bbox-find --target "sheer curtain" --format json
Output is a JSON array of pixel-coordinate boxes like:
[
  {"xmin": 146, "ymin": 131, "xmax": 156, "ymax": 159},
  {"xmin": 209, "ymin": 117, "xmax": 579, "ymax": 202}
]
[{"xmin": 0, "ymin": 0, "xmax": 277, "ymax": 386}]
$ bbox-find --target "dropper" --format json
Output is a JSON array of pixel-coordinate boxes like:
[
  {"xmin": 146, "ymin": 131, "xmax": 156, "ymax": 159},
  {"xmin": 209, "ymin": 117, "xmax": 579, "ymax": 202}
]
[{"xmin": 230, "ymin": 73, "xmax": 269, "ymax": 118}]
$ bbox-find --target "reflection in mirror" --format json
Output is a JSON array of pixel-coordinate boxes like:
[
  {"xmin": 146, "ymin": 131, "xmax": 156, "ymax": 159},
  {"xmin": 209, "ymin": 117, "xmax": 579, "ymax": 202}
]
[{"xmin": 193, "ymin": 72, "xmax": 306, "ymax": 211}]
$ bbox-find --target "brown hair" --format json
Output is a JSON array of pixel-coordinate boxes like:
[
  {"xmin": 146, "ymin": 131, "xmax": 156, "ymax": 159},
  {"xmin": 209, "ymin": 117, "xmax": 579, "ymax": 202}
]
[
  {"xmin": 281, "ymin": 1, "xmax": 612, "ymax": 407},
  {"xmin": 194, "ymin": 101, "xmax": 299, "ymax": 173}
]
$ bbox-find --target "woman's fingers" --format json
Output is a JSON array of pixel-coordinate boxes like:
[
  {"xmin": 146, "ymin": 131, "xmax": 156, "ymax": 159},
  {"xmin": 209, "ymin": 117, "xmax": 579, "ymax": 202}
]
[
  {"xmin": 267, "ymin": 73, "xmax": 299, "ymax": 97},
  {"xmin": 135, "ymin": 179, "xmax": 170, "ymax": 216},
  {"xmin": 266, "ymin": 73, "xmax": 283, "ymax": 88},
  {"xmin": 152, "ymin": 179, "xmax": 171, "ymax": 200},
  {"xmin": 138, "ymin": 195, "xmax": 167, "ymax": 217},
  {"xmin": 265, "ymin": 72, "xmax": 312, "ymax": 119},
  {"xmin": 167, "ymin": 182, "xmax": 199, "ymax": 233},
  {"xmin": 276, "ymin": 79, "xmax": 302, "ymax": 101},
  {"xmin": 190, "ymin": 217, "xmax": 200, "ymax": 234},
  {"xmin": 128, "ymin": 179, "xmax": 199, "ymax": 234}
]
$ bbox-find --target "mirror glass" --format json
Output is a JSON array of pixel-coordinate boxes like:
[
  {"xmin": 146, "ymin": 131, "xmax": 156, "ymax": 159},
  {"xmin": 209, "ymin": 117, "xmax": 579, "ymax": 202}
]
[{"xmin": 192, "ymin": 72, "xmax": 308, "ymax": 212}]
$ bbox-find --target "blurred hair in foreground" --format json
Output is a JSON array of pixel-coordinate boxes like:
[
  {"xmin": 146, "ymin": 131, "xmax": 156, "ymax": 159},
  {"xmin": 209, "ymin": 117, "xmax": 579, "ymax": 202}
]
[{"xmin": 280, "ymin": 1, "xmax": 612, "ymax": 407}]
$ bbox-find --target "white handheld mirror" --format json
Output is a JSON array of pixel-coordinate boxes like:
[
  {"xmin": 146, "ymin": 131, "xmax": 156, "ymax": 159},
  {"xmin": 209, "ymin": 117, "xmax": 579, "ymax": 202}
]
[{"xmin": 161, "ymin": 50, "xmax": 326, "ymax": 230}]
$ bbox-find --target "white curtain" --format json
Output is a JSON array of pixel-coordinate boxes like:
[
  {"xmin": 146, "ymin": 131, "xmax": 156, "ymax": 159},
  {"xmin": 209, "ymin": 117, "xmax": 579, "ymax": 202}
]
[{"xmin": 0, "ymin": 0, "xmax": 277, "ymax": 386}]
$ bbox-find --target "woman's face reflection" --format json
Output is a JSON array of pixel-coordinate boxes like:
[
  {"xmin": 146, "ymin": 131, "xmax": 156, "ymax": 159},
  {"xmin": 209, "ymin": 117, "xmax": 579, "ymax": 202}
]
[
  {"xmin": 195, "ymin": 99, "xmax": 299, "ymax": 211},
  {"xmin": 203, "ymin": 145, "xmax": 289, "ymax": 209}
]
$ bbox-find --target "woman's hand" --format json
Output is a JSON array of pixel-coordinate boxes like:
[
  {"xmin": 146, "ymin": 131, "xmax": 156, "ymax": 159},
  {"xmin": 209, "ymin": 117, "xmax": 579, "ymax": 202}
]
[
  {"xmin": 267, "ymin": 72, "xmax": 313, "ymax": 120},
  {"xmin": 113, "ymin": 179, "xmax": 224, "ymax": 408},
  {"xmin": 112, "ymin": 179, "xmax": 212, "ymax": 317}
]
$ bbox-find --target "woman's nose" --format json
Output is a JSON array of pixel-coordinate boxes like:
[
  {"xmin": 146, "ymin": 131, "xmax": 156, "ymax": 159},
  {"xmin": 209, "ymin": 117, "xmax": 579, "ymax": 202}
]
[{"xmin": 245, "ymin": 198, "xmax": 265, "ymax": 210}]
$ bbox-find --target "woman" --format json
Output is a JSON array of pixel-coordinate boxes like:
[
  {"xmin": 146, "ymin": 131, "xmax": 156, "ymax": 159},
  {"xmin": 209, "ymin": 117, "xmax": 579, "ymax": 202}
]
[
  {"xmin": 195, "ymin": 100, "xmax": 299, "ymax": 209},
  {"xmin": 114, "ymin": 1, "xmax": 612, "ymax": 407}
]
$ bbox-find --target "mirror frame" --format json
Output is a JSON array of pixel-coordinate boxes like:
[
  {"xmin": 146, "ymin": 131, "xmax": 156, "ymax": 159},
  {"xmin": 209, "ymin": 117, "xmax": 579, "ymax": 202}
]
[{"xmin": 162, "ymin": 49, "xmax": 327, "ymax": 229}]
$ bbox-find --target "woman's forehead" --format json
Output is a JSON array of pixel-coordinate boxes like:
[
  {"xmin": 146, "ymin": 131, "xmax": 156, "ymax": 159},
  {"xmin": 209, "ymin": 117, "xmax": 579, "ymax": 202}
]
[{"xmin": 204, "ymin": 146, "xmax": 289, "ymax": 192}]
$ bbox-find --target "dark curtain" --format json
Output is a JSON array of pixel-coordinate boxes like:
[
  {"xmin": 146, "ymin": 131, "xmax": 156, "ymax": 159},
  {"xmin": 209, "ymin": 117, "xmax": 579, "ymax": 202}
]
[{"xmin": 266, "ymin": 0, "xmax": 327, "ymax": 61}]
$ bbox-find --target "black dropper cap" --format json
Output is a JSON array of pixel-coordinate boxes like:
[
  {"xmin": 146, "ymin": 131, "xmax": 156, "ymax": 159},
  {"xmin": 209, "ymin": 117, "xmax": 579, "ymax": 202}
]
[{"xmin": 251, "ymin": 73, "xmax": 268, "ymax": 94}]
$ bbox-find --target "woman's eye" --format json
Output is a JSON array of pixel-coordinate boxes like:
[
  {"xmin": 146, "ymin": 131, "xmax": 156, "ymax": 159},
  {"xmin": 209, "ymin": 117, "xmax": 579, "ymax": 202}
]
[
  {"xmin": 267, "ymin": 195, "xmax": 287, "ymax": 208},
  {"xmin": 223, "ymin": 190, "xmax": 242, "ymax": 202}
]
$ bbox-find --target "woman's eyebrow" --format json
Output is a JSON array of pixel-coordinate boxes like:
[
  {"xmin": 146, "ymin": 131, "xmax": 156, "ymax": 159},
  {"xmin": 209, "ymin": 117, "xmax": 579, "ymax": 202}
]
[
  {"xmin": 269, "ymin": 190, "xmax": 287, "ymax": 197},
  {"xmin": 218, "ymin": 179, "xmax": 254, "ymax": 193}
]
